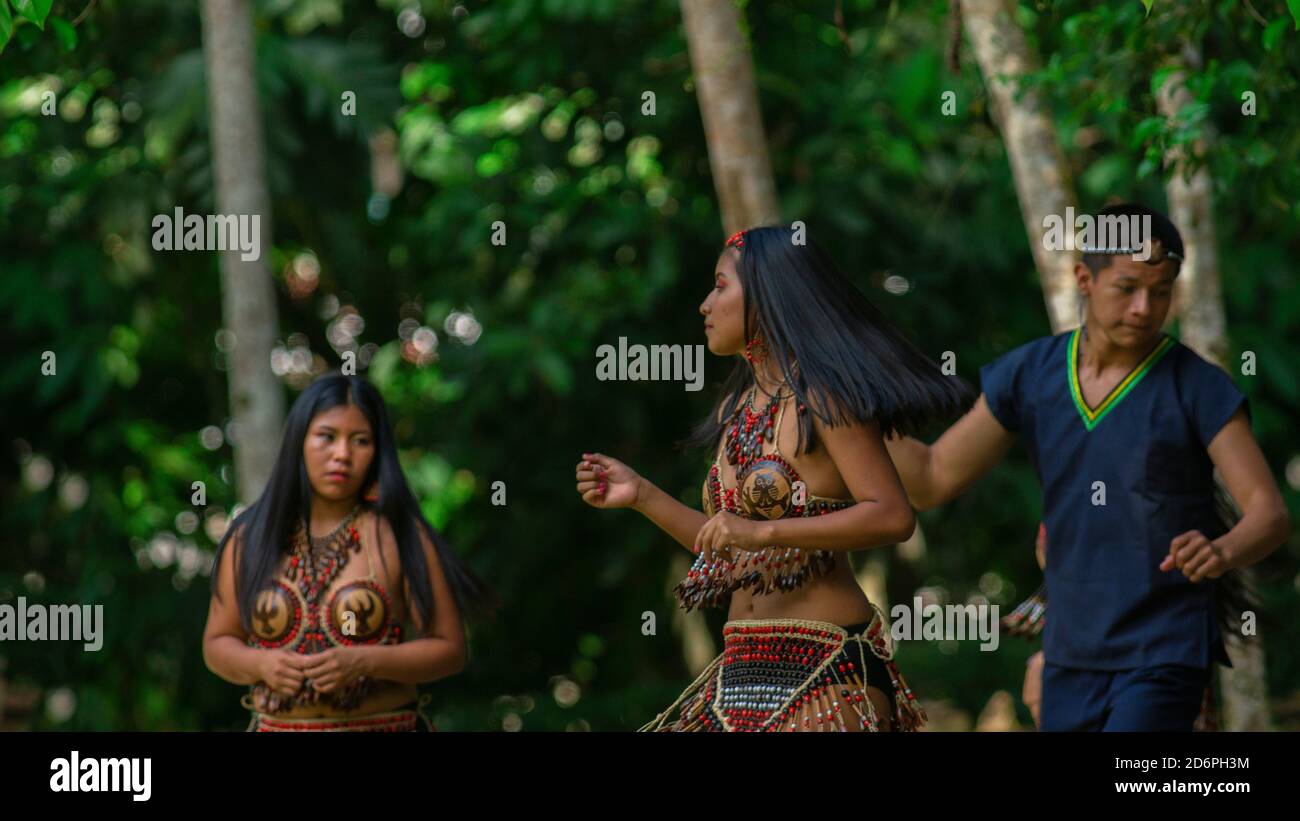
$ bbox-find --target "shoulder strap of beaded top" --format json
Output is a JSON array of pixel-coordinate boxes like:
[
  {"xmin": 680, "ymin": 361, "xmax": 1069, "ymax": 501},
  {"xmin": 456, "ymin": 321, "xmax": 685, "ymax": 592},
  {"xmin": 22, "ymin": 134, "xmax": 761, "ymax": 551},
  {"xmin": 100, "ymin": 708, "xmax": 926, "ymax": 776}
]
[
  {"xmin": 710, "ymin": 412, "xmax": 727, "ymax": 473},
  {"xmin": 769, "ymin": 389, "xmax": 789, "ymax": 459}
]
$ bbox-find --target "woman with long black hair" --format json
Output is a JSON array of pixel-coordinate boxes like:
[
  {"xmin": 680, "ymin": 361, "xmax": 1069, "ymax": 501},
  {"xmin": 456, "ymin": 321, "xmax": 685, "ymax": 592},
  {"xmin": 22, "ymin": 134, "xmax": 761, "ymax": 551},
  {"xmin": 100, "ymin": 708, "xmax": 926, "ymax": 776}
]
[
  {"xmin": 203, "ymin": 372, "xmax": 490, "ymax": 731},
  {"xmin": 576, "ymin": 226, "xmax": 972, "ymax": 731}
]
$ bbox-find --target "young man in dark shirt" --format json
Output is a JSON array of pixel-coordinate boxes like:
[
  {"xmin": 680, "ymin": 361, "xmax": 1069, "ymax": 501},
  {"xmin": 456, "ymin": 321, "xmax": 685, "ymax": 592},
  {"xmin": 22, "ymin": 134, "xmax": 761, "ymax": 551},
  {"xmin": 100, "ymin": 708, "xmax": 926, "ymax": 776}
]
[{"xmin": 886, "ymin": 204, "xmax": 1290, "ymax": 731}]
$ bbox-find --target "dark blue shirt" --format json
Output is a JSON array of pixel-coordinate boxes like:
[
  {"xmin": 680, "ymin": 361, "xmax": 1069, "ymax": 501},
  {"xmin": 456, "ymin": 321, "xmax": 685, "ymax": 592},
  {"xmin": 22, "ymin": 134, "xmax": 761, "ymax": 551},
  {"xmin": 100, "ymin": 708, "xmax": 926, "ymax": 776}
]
[{"xmin": 980, "ymin": 330, "xmax": 1247, "ymax": 670}]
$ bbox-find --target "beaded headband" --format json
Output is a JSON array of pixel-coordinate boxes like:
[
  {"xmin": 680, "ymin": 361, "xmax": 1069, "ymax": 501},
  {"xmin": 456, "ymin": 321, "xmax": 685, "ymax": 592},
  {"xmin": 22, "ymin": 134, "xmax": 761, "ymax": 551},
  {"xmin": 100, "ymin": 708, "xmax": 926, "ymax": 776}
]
[
  {"xmin": 725, "ymin": 230, "xmax": 745, "ymax": 250},
  {"xmin": 1080, "ymin": 244, "xmax": 1183, "ymax": 263},
  {"xmin": 1081, "ymin": 235, "xmax": 1183, "ymax": 264}
]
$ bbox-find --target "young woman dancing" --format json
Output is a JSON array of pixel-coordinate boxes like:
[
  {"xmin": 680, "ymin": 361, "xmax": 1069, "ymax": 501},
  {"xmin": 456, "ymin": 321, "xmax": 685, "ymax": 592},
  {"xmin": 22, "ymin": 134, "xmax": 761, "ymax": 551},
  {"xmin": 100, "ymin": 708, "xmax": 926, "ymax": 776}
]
[
  {"xmin": 576, "ymin": 226, "xmax": 972, "ymax": 731},
  {"xmin": 203, "ymin": 372, "xmax": 490, "ymax": 731}
]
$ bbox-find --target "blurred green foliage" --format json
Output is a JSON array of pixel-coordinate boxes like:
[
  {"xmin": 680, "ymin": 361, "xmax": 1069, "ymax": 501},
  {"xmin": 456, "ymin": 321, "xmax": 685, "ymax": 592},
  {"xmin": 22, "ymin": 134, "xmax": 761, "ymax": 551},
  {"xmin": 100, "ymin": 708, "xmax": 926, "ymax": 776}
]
[{"xmin": 1, "ymin": 0, "xmax": 1297, "ymax": 730}]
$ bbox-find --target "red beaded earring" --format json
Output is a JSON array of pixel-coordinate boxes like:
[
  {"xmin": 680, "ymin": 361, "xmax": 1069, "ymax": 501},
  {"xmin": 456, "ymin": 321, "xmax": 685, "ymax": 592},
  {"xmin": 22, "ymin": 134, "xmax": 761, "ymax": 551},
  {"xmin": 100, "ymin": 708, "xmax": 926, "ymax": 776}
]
[{"xmin": 363, "ymin": 480, "xmax": 379, "ymax": 503}]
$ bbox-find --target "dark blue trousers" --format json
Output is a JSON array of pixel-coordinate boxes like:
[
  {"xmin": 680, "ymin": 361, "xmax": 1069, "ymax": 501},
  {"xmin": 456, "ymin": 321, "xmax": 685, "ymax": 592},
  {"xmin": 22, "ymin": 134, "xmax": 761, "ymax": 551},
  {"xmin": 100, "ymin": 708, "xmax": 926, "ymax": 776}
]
[{"xmin": 1040, "ymin": 662, "xmax": 1208, "ymax": 732}]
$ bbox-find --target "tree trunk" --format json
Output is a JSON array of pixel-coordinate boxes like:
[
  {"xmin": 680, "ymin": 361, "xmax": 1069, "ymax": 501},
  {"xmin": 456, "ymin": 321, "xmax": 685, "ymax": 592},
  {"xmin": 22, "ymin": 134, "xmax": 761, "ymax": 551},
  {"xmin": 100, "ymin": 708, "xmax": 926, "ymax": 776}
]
[
  {"xmin": 962, "ymin": 0, "xmax": 1078, "ymax": 333},
  {"xmin": 1157, "ymin": 49, "xmax": 1273, "ymax": 732},
  {"xmin": 673, "ymin": 0, "xmax": 784, "ymax": 672},
  {"xmin": 679, "ymin": 0, "xmax": 780, "ymax": 234},
  {"xmin": 200, "ymin": 0, "xmax": 284, "ymax": 505}
]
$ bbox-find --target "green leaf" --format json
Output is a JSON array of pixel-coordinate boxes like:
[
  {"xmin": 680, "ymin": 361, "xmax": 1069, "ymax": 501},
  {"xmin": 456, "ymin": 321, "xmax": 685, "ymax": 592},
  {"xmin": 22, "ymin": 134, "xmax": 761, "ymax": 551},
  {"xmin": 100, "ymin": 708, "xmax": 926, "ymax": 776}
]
[
  {"xmin": 1289, "ymin": 0, "xmax": 1300, "ymax": 30},
  {"xmin": 11, "ymin": 0, "xmax": 52, "ymax": 30},
  {"xmin": 1263, "ymin": 18, "xmax": 1287, "ymax": 51},
  {"xmin": 1261, "ymin": 344, "xmax": 1300, "ymax": 404},
  {"xmin": 1175, "ymin": 101, "xmax": 1211, "ymax": 126},
  {"xmin": 1062, "ymin": 14, "xmax": 1088, "ymax": 40},
  {"xmin": 1080, "ymin": 154, "xmax": 1132, "ymax": 197},
  {"xmin": 1244, "ymin": 141, "xmax": 1276, "ymax": 167},
  {"xmin": 534, "ymin": 348, "xmax": 573, "ymax": 394},
  {"xmin": 1140, "ymin": 0, "xmax": 1153, "ymax": 17},
  {"xmin": 1133, "ymin": 116, "xmax": 1164, "ymax": 144},
  {"xmin": 50, "ymin": 15, "xmax": 75, "ymax": 51},
  {"xmin": 1150, "ymin": 66, "xmax": 1178, "ymax": 99},
  {"xmin": 0, "ymin": 2, "xmax": 12, "ymax": 53}
]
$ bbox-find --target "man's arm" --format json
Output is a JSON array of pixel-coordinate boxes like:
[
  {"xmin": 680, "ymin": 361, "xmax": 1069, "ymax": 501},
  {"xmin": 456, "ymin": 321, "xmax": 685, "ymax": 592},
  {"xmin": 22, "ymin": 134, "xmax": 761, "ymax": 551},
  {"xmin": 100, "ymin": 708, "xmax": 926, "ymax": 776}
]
[
  {"xmin": 1164, "ymin": 408, "xmax": 1291, "ymax": 581},
  {"xmin": 885, "ymin": 395, "xmax": 1018, "ymax": 510}
]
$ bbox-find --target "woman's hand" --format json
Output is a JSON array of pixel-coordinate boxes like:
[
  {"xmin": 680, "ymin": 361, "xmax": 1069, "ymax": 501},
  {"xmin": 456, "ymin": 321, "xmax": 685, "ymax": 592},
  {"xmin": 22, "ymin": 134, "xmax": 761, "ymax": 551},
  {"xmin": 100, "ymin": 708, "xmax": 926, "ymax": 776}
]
[
  {"xmin": 694, "ymin": 511, "xmax": 768, "ymax": 563},
  {"xmin": 300, "ymin": 647, "xmax": 369, "ymax": 693},
  {"xmin": 576, "ymin": 452, "xmax": 643, "ymax": 510},
  {"xmin": 258, "ymin": 649, "xmax": 308, "ymax": 697}
]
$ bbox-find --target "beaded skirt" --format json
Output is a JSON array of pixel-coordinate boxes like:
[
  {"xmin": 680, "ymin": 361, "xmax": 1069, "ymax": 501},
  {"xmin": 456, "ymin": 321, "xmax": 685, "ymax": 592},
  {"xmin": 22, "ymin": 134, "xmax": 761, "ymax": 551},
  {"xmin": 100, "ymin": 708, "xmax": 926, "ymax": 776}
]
[{"xmin": 641, "ymin": 607, "xmax": 925, "ymax": 732}]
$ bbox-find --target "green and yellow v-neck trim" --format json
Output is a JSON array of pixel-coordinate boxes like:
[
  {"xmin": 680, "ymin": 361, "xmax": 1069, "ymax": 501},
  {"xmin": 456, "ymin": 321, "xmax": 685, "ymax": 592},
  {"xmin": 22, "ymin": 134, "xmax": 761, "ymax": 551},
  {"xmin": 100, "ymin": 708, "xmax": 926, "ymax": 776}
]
[{"xmin": 1067, "ymin": 328, "xmax": 1175, "ymax": 431}]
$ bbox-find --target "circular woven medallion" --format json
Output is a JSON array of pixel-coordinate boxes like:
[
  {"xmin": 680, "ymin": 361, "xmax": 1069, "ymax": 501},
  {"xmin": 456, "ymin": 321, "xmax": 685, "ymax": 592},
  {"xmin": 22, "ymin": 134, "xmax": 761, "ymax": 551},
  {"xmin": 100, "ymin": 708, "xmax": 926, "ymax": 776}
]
[
  {"xmin": 251, "ymin": 580, "xmax": 301, "ymax": 646},
  {"xmin": 736, "ymin": 456, "xmax": 796, "ymax": 520},
  {"xmin": 328, "ymin": 581, "xmax": 389, "ymax": 643}
]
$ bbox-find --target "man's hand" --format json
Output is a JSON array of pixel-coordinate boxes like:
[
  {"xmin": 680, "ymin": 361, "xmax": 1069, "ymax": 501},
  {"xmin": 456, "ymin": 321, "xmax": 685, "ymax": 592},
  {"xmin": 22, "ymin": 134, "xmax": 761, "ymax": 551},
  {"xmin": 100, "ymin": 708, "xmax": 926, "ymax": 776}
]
[{"xmin": 1161, "ymin": 529, "xmax": 1232, "ymax": 583}]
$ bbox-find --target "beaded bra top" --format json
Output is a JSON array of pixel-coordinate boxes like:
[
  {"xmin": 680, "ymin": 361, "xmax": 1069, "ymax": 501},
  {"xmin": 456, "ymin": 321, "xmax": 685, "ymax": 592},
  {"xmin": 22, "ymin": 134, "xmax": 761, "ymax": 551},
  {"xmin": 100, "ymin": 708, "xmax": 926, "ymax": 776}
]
[
  {"xmin": 673, "ymin": 387, "xmax": 855, "ymax": 611},
  {"xmin": 246, "ymin": 506, "xmax": 402, "ymax": 712}
]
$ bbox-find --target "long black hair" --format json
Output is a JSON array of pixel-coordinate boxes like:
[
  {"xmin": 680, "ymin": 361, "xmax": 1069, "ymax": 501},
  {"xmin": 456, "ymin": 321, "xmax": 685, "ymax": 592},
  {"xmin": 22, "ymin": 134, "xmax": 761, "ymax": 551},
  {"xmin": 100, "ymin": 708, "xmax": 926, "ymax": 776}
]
[
  {"xmin": 210, "ymin": 372, "xmax": 492, "ymax": 634},
  {"xmin": 687, "ymin": 225, "xmax": 975, "ymax": 455}
]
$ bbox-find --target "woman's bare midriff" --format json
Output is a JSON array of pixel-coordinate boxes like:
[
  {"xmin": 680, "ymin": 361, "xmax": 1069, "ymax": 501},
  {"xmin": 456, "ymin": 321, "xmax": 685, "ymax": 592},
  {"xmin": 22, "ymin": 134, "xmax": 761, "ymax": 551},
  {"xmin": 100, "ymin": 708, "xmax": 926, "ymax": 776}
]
[
  {"xmin": 725, "ymin": 552, "xmax": 873, "ymax": 625},
  {"xmin": 256, "ymin": 679, "xmax": 419, "ymax": 719}
]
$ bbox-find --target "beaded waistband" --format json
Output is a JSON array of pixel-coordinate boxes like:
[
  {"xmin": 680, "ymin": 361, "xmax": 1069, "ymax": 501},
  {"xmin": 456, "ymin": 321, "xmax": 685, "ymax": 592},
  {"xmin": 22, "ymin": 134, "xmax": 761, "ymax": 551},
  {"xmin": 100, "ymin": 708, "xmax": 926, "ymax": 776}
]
[
  {"xmin": 247, "ymin": 708, "xmax": 427, "ymax": 732},
  {"xmin": 244, "ymin": 694, "xmax": 435, "ymax": 732}
]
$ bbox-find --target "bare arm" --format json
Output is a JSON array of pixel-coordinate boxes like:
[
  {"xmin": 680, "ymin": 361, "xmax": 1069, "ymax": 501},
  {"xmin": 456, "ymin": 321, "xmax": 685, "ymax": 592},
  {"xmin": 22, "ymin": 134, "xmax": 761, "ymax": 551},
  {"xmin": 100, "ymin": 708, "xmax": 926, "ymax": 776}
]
[
  {"xmin": 355, "ymin": 518, "xmax": 467, "ymax": 684},
  {"xmin": 884, "ymin": 394, "xmax": 1017, "ymax": 510},
  {"xmin": 576, "ymin": 452, "xmax": 707, "ymax": 553},
  {"xmin": 202, "ymin": 529, "xmax": 310, "ymax": 698},
  {"xmin": 202, "ymin": 527, "xmax": 273, "ymax": 686},
  {"xmin": 1163, "ymin": 409, "xmax": 1291, "ymax": 581},
  {"xmin": 635, "ymin": 478, "xmax": 710, "ymax": 552}
]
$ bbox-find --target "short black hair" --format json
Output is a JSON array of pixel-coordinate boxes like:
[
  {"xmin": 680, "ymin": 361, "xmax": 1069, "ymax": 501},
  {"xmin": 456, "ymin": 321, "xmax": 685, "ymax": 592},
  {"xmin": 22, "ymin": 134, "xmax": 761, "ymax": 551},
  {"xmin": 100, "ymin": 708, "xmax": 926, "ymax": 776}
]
[{"xmin": 1081, "ymin": 202, "xmax": 1184, "ymax": 277}]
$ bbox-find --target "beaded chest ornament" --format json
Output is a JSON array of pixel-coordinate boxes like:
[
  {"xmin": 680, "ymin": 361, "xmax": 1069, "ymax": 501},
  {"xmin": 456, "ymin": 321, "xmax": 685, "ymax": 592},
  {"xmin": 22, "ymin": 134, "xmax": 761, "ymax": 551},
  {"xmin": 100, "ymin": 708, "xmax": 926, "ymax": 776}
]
[
  {"xmin": 674, "ymin": 387, "xmax": 852, "ymax": 611},
  {"xmin": 247, "ymin": 504, "xmax": 397, "ymax": 712}
]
